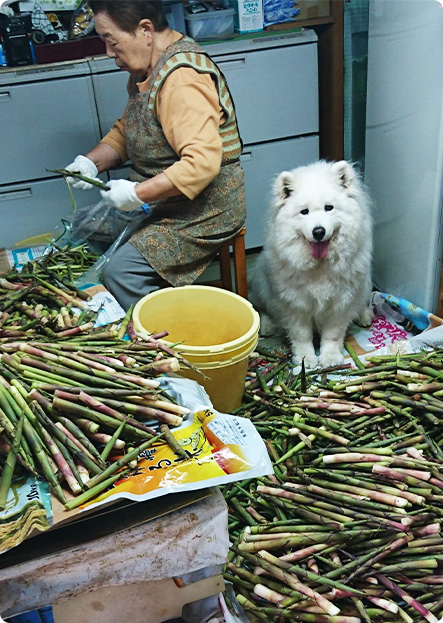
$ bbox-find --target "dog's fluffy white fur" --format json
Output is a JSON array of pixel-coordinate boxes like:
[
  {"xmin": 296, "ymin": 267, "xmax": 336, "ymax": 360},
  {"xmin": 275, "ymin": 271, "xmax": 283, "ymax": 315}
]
[{"xmin": 249, "ymin": 160, "xmax": 373, "ymax": 368}]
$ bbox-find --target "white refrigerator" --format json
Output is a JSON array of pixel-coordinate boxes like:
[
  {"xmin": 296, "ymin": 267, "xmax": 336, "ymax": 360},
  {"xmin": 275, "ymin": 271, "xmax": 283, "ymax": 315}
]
[{"xmin": 364, "ymin": 0, "xmax": 443, "ymax": 313}]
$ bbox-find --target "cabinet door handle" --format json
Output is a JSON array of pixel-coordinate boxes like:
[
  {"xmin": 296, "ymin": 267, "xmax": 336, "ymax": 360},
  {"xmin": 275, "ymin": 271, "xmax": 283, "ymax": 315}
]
[
  {"xmin": 240, "ymin": 151, "xmax": 252, "ymax": 162},
  {"xmin": 216, "ymin": 57, "xmax": 246, "ymax": 71},
  {"xmin": 0, "ymin": 91, "xmax": 11, "ymax": 102},
  {"xmin": 0, "ymin": 188, "xmax": 32, "ymax": 201}
]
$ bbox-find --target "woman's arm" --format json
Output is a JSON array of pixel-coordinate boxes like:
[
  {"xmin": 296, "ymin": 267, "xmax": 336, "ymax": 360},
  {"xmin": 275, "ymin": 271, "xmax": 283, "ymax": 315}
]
[
  {"xmin": 99, "ymin": 68, "xmax": 224, "ymax": 209},
  {"xmin": 132, "ymin": 171, "xmax": 182, "ymax": 203},
  {"xmin": 86, "ymin": 142, "xmax": 123, "ymax": 174}
]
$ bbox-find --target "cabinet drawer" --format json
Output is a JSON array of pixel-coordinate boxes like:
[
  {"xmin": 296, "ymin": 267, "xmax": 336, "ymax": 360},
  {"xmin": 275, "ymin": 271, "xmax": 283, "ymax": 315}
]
[
  {"xmin": 241, "ymin": 135, "xmax": 319, "ymax": 249},
  {"xmin": 92, "ymin": 71, "xmax": 129, "ymax": 137},
  {"xmin": 90, "ymin": 38, "xmax": 319, "ymax": 145},
  {"xmin": 213, "ymin": 43, "xmax": 319, "ymax": 145},
  {"xmin": 0, "ymin": 178, "xmax": 102, "ymax": 249},
  {"xmin": 0, "ymin": 76, "xmax": 100, "ymax": 186}
]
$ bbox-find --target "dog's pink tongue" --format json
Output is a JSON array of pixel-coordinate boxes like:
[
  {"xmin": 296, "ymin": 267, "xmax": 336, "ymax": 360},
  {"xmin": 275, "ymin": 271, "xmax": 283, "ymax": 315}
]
[{"xmin": 311, "ymin": 241, "xmax": 329, "ymax": 259}]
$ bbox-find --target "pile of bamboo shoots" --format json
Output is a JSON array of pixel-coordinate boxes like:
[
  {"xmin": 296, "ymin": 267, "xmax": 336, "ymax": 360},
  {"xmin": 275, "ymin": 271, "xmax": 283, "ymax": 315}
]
[
  {"xmin": 223, "ymin": 348, "xmax": 443, "ymax": 623},
  {"xmin": 0, "ymin": 245, "xmax": 192, "ymax": 511},
  {"xmin": 0, "ymin": 244, "xmax": 101, "ymax": 338}
]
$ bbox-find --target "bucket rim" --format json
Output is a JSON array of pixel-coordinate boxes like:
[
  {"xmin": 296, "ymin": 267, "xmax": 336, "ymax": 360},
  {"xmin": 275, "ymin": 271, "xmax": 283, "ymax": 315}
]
[
  {"xmin": 181, "ymin": 334, "xmax": 259, "ymax": 368},
  {"xmin": 132, "ymin": 285, "xmax": 260, "ymax": 354}
]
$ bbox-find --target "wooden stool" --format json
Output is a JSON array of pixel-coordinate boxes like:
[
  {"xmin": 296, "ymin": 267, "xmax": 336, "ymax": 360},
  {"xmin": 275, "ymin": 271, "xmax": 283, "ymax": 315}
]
[{"xmin": 203, "ymin": 227, "xmax": 248, "ymax": 299}]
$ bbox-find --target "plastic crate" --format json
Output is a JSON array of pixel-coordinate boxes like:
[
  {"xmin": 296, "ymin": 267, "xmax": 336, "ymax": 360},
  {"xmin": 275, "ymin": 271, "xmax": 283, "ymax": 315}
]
[{"xmin": 184, "ymin": 2, "xmax": 235, "ymax": 39}]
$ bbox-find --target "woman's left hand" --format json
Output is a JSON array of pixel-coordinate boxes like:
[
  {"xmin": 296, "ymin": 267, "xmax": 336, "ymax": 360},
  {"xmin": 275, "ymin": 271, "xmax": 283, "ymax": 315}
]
[{"xmin": 100, "ymin": 179, "xmax": 144, "ymax": 211}]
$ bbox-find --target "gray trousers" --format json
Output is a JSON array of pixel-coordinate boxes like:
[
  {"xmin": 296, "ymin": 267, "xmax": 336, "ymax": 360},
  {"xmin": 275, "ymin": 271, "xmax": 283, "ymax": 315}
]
[{"xmin": 102, "ymin": 241, "xmax": 169, "ymax": 311}]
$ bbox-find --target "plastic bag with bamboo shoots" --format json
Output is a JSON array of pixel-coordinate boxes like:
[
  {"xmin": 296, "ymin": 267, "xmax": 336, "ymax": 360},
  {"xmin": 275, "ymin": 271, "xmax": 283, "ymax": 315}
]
[{"xmin": 50, "ymin": 200, "xmax": 151, "ymax": 286}]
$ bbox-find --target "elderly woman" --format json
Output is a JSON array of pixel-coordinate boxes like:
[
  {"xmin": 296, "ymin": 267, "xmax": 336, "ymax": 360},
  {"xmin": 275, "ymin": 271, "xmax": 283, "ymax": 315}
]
[{"xmin": 66, "ymin": 0, "xmax": 246, "ymax": 310}]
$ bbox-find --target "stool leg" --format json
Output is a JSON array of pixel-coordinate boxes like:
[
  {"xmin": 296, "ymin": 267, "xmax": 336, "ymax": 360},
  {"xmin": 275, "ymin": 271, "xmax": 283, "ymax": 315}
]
[
  {"xmin": 218, "ymin": 244, "xmax": 233, "ymax": 291},
  {"xmin": 233, "ymin": 234, "xmax": 248, "ymax": 299}
]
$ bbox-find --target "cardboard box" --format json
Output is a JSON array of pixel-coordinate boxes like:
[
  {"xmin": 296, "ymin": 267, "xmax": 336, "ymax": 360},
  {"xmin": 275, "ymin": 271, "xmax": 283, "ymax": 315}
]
[
  {"xmin": 227, "ymin": 0, "xmax": 264, "ymax": 33},
  {"xmin": 296, "ymin": 0, "xmax": 330, "ymax": 21}
]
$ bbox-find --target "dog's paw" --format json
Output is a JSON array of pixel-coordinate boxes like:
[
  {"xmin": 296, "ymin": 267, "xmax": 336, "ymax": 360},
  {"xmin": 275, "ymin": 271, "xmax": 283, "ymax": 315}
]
[
  {"xmin": 292, "ymin": 352, "xmax": 319, "ymax": 369},
  {"xmin": 318, "ymin": 351, "xmax": 345, "ymax": 368},
  {"xmin": 259, "ymin": 313, "xmax": 277, "ymax": 337},
  {"xmin": 354, "ymin": 306, "xmax": 374, "ymax": 328}
]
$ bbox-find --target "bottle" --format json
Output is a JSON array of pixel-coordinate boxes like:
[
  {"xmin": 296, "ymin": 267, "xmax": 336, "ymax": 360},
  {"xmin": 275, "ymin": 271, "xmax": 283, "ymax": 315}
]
[
  {"xmin": 29, "ymin": 40, "xmax": 36, "ymax": 64},
  {"xmin": 0, "ymin": 43, "xmax": 7, "ymax": 67}
]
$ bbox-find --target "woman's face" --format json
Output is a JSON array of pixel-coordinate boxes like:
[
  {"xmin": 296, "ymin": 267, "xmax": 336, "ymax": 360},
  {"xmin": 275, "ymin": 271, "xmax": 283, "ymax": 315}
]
[{"xmin": 94, "ymin": 12, "xmax": 153, "ymax": 74}]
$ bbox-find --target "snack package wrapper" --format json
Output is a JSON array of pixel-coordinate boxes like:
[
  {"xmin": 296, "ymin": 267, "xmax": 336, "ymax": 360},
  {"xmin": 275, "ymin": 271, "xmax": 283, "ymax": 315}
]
[
  {"xmin": 0, "ymin": 475, "xmax": 52, "ymax": 554},
  {"xmin": 77, "ymin": 377, "xmax": 273, "ymax": 512},
  {"xmin": 69, "ymin": 0, "xmax": 95, "ymax": 38}
]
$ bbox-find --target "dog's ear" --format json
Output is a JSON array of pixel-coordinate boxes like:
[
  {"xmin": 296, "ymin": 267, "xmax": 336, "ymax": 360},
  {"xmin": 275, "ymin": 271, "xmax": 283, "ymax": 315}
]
[
  {"xmin": 331, "ymin": 160, "xmax": 355, "ymax": 190},
  {"xmin": 274, "ymin": 171, "xmax": 294, "ymax": 205}
]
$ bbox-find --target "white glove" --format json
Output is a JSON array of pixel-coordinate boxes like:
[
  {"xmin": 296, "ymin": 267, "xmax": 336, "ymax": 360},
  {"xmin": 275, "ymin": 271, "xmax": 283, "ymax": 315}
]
[
  {"xmin": 100, "ymin": 179, "xmax": 144, "ymax": 211},
  {"xmin": 65, "ymin": 155, "xmax": 99, "ymax": 190}
]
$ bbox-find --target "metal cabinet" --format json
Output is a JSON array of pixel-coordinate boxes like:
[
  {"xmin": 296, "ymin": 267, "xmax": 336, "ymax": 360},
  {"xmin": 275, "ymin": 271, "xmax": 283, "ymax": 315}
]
[
  {"xmin": 88, "ymin": 58, "xmax": 128, "ymax": 137},
  {"xmin": 240, "ymin": 135, "xmax": 319, "ymax": 248},
  {"xmin": 210, "ymin": 33, "xmax": 318, "ymax": 145},
  {"xmin": 0, "ymin": 61, "xmax": 102, "ymax": 247},
  {"xmin": 0, "ymin": 62, "xmax": 101, "ymax": 185},
  {"xmin": 0, "ymin": 178, "xmax": 100, "ymax": 249},
  {"xmin": 207, "ymin": 31, "xmax": 319, "ymax": 248}
]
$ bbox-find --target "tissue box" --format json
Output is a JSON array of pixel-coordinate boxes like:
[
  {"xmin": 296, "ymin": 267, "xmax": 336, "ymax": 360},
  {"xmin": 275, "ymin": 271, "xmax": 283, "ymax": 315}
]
[{"xmin": 228, "ymin": 0, "xmax": 264, "ymax": 33}]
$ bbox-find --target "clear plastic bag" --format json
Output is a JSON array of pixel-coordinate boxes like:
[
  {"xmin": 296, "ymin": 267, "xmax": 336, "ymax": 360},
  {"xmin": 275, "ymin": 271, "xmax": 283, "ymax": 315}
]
[{"xmin": 52, "ymin": 200, "xmax": 150, "ymax": 286}]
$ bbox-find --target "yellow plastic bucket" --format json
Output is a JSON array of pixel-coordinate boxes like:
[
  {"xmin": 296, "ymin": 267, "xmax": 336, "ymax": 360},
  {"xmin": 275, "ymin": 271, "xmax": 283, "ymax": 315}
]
[
  {"xmin": 13, "ymin": 233, "xmax": 53, "ymax": 247},
  {"xmin": 133, "ymin": 285, "xmax": 260, "ymax": 413}
]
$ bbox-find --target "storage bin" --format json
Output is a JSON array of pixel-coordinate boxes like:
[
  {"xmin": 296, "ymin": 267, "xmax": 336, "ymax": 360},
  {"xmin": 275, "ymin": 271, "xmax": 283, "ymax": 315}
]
[{"xmin": 184, "ymin": 2, "xmax": 236, "ymax": 40}]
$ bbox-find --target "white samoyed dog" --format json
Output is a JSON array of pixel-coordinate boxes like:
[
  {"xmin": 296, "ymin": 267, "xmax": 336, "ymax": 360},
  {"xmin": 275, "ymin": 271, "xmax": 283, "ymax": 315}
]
[{"xmin": 249, "ymin": 160, "xmax": 373, "ymax": 368}]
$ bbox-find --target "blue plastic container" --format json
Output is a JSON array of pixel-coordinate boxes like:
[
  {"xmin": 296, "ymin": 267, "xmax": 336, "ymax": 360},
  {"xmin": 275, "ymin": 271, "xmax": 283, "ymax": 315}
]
[{"xmin": 7, "ymin": 607, "xmax": 54, "ymax": 623}]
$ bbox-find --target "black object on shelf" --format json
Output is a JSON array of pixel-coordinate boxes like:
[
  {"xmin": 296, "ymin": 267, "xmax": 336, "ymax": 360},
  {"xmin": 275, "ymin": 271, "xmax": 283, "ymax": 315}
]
[{"xmin": 0, "ymin": 13, "xmax": 34, "ymax": 67}]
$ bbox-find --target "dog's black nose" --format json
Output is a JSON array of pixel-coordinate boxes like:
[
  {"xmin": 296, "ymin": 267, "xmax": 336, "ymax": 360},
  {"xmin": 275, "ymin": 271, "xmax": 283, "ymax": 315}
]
[{"xmin": 312, "ymin": 226, "xmax": 326, "ymax": 241}]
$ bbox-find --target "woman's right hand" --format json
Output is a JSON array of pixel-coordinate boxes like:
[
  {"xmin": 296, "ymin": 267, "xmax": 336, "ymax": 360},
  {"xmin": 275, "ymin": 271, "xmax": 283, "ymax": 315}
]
[{"xmin": 65, "ymin": 155, "xmax": 99, "ymax": 190}]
